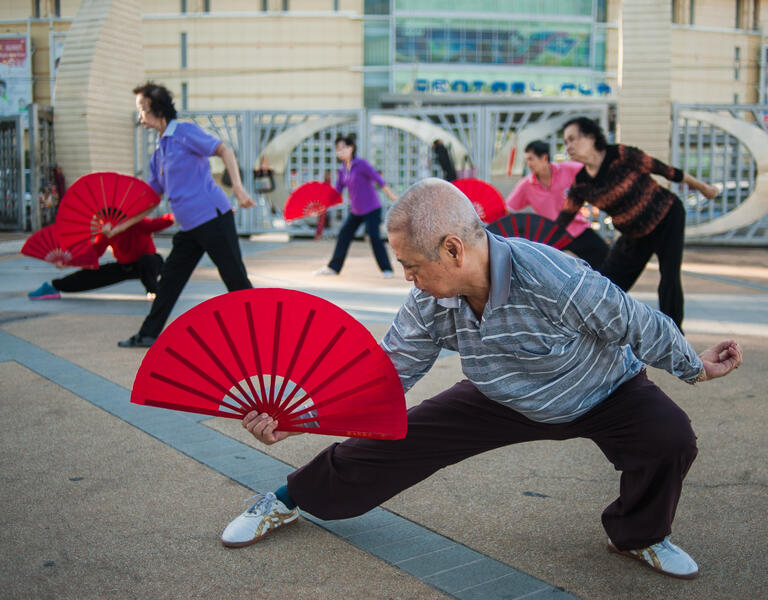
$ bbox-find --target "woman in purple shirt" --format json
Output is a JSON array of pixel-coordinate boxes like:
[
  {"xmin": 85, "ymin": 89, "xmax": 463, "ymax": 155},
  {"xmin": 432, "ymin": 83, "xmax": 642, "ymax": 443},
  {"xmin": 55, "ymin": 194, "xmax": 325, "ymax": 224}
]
[
  {"xmin": 118, "ymin": 82, "xmax": 254, "ymax": 348},
  {"xmin": 314, "ymin": 134, "xmax": 397, "ymax": 277}
]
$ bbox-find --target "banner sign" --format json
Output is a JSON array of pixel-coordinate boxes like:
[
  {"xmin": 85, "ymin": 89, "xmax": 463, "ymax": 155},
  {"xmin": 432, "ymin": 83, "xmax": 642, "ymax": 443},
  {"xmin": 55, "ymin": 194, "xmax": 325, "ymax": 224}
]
[{"xmin": 0, "ymin": 35, "xmax": 32, "ymax": 118}]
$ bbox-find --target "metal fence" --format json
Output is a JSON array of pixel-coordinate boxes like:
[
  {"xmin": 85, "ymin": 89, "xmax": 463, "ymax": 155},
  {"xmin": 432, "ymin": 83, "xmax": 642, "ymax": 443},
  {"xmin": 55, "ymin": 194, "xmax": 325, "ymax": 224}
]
[
  {"xmin": 28, "ymin": 105, "xmax": 58, "ymax": 230},
  {"xmin": 0, "ymin": 115, "xmax": 25, "ymax": 230},
  {"xmin": 134, "ymin": 103, "xmax": 611, "ymax": 236},
  {"xmin": 672, "ymin": 103, "xmax": 768, "ymax": 245},
  {"xmin": 0, "ymin": 105, "xmax": 57, "ymax": 232}
]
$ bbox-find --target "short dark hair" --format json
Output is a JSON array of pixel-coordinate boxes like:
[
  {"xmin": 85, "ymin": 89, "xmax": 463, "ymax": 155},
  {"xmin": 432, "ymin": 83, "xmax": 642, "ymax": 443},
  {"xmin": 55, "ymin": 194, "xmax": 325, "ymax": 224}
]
[
  {"xmin": 524, "ymin": 140, "xmax": 550, "ymax": 160},
  {"xmin": 335, "ymin": 133, "xmax": 357, "ymax": 158},
  {"xmin": 132, "ymin": 82, "xmax": 177, "ymax": 122},
  {"xmin": 563, "ymin": 117, "xmax": 607, "ymax": 151}
]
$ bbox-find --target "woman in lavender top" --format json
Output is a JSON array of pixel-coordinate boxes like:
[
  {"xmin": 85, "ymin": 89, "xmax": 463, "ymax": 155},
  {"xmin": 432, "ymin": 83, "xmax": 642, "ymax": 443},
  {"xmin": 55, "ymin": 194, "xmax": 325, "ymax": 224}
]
[
  {"xmin": 118, "ymin": 82, "xmax": 254, "ymax": 348},
  {"xmin": 314, "ymin": 134, "xmax": 398, "ymax": 278}
]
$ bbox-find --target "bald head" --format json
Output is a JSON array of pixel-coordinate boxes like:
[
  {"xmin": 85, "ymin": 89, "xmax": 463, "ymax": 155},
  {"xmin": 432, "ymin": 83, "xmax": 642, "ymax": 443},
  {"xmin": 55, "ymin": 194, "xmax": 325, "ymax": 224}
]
[{"xmin": 386, "ymin": 178, "xmax": 486, "ymax": 260}]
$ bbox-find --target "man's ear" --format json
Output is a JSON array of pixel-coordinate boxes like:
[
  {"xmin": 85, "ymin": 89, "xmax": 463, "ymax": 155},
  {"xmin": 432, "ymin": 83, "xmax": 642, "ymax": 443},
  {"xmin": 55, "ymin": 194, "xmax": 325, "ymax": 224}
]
[{"xmin": 443, "ymin": 235, "xmax": 463, "ymax": 263}]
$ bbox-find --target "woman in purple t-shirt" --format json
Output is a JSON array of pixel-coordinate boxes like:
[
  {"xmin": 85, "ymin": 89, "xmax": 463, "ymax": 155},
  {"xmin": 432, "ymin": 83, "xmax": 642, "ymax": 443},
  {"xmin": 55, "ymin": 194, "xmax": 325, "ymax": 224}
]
[
  {"xmin": 314, "ymin": 134, "xmax": 397, "ymax": 277},
  {"xmin": 118, "ymin": 82, "xmax": 254, "ymax": 348}
]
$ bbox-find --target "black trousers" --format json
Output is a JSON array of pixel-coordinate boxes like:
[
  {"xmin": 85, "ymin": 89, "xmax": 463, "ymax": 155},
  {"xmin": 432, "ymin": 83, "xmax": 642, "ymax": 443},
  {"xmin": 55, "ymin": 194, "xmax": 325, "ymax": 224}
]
[
  {"xmin": 138, "ymin": 210, "xmax": 251, "ymax": 338},
  {"xmin": 599, "ymin": 198, "xmax": 686, "ymax": 329},
  {"xmin": 328, "ymin": 208, "xmax": 392, "ymax": 273},
  {"xmin": 287, "ymin": 371, "xmax": 697, "ymax": 551},
  {"xmin": 564, "ymin": 228, "xmax": 609, "ymax": 270},
  {"xmin": 52, "ymin": 254, "xmax": 163, "ymax": 294}
]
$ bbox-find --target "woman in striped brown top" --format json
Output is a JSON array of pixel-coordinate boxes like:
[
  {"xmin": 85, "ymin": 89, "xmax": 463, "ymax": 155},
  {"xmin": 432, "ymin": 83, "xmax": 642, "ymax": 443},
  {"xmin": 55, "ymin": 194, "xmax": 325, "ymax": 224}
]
[{"xmin": 555, "ymin": 117, "xmax": 717, "ymax": 330}]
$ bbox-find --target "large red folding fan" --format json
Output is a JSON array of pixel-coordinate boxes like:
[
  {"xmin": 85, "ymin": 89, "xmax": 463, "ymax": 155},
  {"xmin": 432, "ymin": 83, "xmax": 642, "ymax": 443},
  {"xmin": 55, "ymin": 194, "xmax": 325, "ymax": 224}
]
[
  {"xmin": 55, "ymin": 172, "xmax": 160, "ymax": 250},
  {"xmin": 283, "ymin": 182, "xmax": 343, "ymax": 222},
  {"xmin": 487, "ymin": 213, "xmax": 574, "ymax": 249},
  {"xmin": 21, "ymin": 225, "xmax": 100, "ymax": 269},
  {"xmin": 131, "ymin": 288, "xmax": 407, "ymax": 440},
  {"xmin": 452, "ymin": 178, "xmax": 506, "ymax": 224}
]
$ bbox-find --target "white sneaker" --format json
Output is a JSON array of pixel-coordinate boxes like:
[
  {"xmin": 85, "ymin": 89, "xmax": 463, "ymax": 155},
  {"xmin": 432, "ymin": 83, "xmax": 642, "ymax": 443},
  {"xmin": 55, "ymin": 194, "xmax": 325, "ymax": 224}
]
[
  {"xmin": 608, "ymin": 536, "xmax": 699, "ymax": 579},
  {"xmin": 313, "ymin": 266, "xmax": 339, "ymax": 276},
  {"xmin": 381, "ymin": 270, "xmax": 394, "ymax": 278},
  {"xmin": 221, "ymin": 492, "xmax": 299, "ymax": 548}
]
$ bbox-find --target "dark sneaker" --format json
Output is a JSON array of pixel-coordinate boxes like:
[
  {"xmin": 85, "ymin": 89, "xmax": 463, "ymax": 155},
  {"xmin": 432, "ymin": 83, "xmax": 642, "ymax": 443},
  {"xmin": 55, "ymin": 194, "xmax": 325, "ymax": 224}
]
[
  {"xmin": 117, "ymin": 334, "xmax": 156, "ymax": 348},
  {"xmin": 28, "ymin": 282, "xmax": 61, "ymax": 300}
]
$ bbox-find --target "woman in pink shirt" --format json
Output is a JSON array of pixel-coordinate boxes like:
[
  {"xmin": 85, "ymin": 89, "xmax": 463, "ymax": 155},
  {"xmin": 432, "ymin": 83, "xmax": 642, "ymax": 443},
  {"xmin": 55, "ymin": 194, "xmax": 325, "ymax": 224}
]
[{"xmin": 505, "ymin": 140, "xmax": 608, "ymax": 269}]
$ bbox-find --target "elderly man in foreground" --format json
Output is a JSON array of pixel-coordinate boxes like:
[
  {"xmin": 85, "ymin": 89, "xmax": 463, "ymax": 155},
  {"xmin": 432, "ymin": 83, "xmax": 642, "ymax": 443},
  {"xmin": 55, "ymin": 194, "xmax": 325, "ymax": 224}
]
[{"xmin": 222, "ymin": 178, "xmax": 742, "ymax": 580}]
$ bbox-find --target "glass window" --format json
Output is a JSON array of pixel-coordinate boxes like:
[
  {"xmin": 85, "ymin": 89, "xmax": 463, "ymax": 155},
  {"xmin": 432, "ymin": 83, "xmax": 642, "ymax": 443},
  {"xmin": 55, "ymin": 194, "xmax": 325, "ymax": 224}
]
[
  {"xmin": 364, "ymin": 71, "xmax": 389, "ymax": 107},
  {"xmin": 365, "ymin": 0, "xmax": 390, "ymax": 15},
  {"xmin": 394, "ymin": 0, "xmax": 591, "ymax": 17},
  {"xmin": 365, "ymin": 20, "xmax": 390, "ymax": 66},
  {"xmin": 395, "ymin": 17, "xmax": 591, "ymax": 68},
  {"xmin": 180, "ymin": 32, "xmax": 187, "ymax": 69}
]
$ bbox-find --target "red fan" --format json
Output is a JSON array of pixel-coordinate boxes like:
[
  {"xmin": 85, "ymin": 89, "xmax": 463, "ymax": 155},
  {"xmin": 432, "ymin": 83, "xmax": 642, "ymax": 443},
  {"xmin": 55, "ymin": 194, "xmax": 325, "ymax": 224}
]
[
  {"xmin": 452, "ymin": 178, "xmax": 506, "ymax": 224},
  {"xmin": 487, "ymin": 213, "xmax": 574, "ymax": 250},
  {"xmin": 21, "ymin": 225, "xmax": 101, "ymax": 269},
  {"xmin": 131, "ymin": 288, "xmax": 407, "ymax": 440},
  {"xmin": 283, "ymin": 182, "xmax": 343, "ymax": 222},
  {"xmin": 55, "ymin": 172, "xmax": 160, "ymax": 250}
]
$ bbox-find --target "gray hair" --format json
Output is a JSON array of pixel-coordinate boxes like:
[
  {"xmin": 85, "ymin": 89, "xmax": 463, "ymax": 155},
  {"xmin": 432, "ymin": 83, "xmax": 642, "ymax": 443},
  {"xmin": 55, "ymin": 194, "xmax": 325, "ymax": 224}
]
[{"xmin": 386, "ymin": 178, "xmax": 486, "ymax": 260}]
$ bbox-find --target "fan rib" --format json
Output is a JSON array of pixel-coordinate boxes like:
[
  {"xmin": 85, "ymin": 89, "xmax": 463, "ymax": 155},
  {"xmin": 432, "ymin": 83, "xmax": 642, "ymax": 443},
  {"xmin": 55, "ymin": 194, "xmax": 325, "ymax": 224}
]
[
  {"xmin": 275, "ymin": 348, "xmax": 371, "ymax": 420},
  {"xmin": 284, "ymin": 375, "xmax": 388, "ymax": 424},
  {"xmin": 187, "ymin": 326, "xmax": 253, "ymax": 405},
  {"xmin": 164, "ymin": 346, "xmax": 254, "ymax": 412},
  {"xmin": 143, "ymin": 398, "xmax": 243, "ymax": 419},
  {"xmin": 272, "ymin": 325, "xmax": 347, "ymax": 415},
  {"xmin": 268, "ymin": 301, "xmax": 283, "ymax": 411},
  {"xmin": 245, "ymin": 302, "xmax": 269, "ymax": 413},
  {"xmin": 532, "ymin": 218, "xmax": 544, "ymax": 242},
  {"xmin": 273, "ymin": 308, "xmax": 316, "ymax": 409},
  {"xmin": 149, "ymin": 371, "xmax": 245, "ymax": 415},
  {"xmin": 540, "ymin": 227, "xmax": 556, "ymax": 245},
  {"xmin": 496, "ymin": 221, "xmax": 508, "ymax": 237},
  {"xmin": 98, "ymin": 175, "xmax": 108, "ymax": 213},
  {"xmin": 212, "ymin": 310, "xmax": 259, "ymax": 411},
  {"xmin": 116, "ymin": 179, "xmax": 135, "ymax": 218}
]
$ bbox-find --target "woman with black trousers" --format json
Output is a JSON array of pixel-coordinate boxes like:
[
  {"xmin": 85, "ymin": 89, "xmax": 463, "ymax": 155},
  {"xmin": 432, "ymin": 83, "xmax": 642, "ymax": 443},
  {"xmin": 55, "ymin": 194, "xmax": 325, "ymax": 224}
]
[
  {"xmin": 118, "ymin": 82, "xmax": 254, "ymax": 348},
  {"xmin": 556, "ymin": 117, "xmax": 718, "ymax": 330}
]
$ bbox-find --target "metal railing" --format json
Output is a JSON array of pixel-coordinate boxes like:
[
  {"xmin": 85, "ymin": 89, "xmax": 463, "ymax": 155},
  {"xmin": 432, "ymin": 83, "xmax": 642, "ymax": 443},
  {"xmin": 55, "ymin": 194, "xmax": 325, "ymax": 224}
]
[
  {"xmin": 0, "ymin": 115, "xmax": 25, "ymax": 230},
  {"xmin": 671, "ymin": 103, "xmax": 768, "ymax": 245},
  {"xmin": 134, "ymin": 102, "xmax": 613, "ymax": 236}
]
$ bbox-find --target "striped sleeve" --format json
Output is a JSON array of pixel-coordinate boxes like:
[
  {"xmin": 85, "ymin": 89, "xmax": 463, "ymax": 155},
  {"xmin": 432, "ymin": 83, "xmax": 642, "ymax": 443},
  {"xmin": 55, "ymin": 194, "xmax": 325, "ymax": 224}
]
[
  {"xmin": 554, "ymin": 268, "xmax": 702, "ymax": 380},
  {"xmin": 624, "ymin": 145, "xmax": 684, "ymax": 183},
  {"xmin": 380, "ymin": 292, "xmax": 442, "ymax": 393}
]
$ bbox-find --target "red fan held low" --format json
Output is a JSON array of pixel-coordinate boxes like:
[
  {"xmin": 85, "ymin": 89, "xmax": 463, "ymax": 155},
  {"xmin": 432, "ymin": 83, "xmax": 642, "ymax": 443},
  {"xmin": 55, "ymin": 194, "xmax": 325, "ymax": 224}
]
[
  {"xmin": 56, "ymin": 172, "xmax": 160, "ymax": 250},
  {"xmin": 283, "ymin": 182, "xmax": 343, "ymax": 222},
  {"xmin": 452, "ymin": 178, "xmax": 506, "ymax": 224},
  {"xmin": 21, "ymin": 224, "xmax": 100, "ymax": 269},
  {"xmin": 487, "ymin": 213, "xmax": 574, "ymax": 249},
  {"xmin": 131, "ymin": 288, "xmax": 407, "ymax": 440}
]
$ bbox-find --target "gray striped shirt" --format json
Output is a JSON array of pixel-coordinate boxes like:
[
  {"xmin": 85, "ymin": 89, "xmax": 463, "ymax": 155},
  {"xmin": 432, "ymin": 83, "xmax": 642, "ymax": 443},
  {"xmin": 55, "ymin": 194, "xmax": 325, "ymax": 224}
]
[{"xmin": 381, "ymin": 232, "xmax": 703, "ymax": 424}]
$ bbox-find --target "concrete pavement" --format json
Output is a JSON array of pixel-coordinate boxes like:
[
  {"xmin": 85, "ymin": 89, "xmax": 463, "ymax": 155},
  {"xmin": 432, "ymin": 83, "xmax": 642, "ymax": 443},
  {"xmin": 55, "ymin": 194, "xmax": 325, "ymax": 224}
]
[{"xmin": 1, "ymin": 233, "xmax": 766, "ymax": 599}]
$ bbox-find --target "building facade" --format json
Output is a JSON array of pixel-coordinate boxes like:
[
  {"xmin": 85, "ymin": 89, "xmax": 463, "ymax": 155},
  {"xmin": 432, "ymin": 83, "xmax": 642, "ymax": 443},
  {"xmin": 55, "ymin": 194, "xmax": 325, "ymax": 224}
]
[{"xmin": 1, "ymin": 0, "xmax": 767, "ymax": 114}]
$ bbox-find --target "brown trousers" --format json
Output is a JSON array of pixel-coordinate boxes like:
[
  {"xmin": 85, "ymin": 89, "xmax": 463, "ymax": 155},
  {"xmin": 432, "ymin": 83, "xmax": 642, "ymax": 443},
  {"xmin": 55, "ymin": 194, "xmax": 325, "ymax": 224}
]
[{"xmin": 287, "ymin": 370, "xmax": 698, "ymax": 551}]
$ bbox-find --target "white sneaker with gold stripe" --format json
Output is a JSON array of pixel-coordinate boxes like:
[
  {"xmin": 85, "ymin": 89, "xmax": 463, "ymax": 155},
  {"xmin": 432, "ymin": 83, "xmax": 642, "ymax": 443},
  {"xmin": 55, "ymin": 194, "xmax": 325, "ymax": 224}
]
[
  {"xmin": 221, "ymin": 492, "xmax": 299, "ymax": 548},
  {"xmin": 608, "ymin": 536, "xmax": 699, "ymax": 579}
]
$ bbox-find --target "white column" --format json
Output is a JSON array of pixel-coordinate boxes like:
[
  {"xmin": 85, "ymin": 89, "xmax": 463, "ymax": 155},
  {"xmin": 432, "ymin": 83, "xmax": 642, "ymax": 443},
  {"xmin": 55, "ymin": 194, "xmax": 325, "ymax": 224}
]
[{"xmin": 617, "ymin": 0, "xmax": 672, "ymax": 161}]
